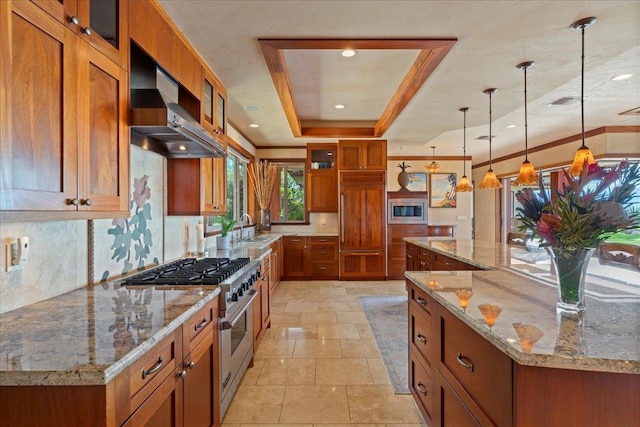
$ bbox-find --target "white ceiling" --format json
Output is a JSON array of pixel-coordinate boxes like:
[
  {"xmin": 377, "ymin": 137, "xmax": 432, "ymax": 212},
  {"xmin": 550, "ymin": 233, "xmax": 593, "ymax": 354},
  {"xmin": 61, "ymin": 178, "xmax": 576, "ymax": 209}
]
[{"xmin": 158, "ymin": 0, "xmax": 640, "ymax": 163}]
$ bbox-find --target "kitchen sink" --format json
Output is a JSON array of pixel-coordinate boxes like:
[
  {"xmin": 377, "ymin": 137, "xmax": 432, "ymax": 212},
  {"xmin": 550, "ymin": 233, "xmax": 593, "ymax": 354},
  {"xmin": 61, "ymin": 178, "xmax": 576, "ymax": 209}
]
[{"xmin": 245, "ymin": 235, "xmax": 273, "ymax": 243}]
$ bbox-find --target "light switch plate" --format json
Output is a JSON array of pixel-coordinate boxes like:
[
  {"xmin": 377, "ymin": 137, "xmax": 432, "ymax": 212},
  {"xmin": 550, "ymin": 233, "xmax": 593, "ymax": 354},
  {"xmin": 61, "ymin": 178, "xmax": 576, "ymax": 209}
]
[{"xmin": 5, "ymin": 243, "xmax": 23, "ymax": 272}]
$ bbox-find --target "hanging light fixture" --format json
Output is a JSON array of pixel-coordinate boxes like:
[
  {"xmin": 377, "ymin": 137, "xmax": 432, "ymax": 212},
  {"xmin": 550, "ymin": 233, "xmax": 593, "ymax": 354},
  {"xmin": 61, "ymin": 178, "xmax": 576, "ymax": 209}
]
[
  {"xmin": 513, "ymin": 61, "xmax": 539, "ymax": 186},
  {"xmin": 426, "ymin": 146, "xmax": 440, "ymax": 173},
  {"xmin": 567, "ymin": 17, "xmax": 597, "ymax": 177},
  {"xmin": 479, "ymin": 88, "xmax": 502, "ymax": 190},
  {"xmin": 456, "ymin": 107, "xmax": 473, "ymax": 192}
]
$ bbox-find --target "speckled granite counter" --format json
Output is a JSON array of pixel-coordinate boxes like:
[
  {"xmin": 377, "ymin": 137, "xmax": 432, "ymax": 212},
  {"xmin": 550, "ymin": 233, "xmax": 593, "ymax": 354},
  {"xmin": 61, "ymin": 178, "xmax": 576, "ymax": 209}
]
[
  {"xmin": 0, "ymin": 246, "xmax": 273, "ymax": 386},
  {"xmin": 404, "ymin": 237, "xmax": 640, "ymax": 374}
]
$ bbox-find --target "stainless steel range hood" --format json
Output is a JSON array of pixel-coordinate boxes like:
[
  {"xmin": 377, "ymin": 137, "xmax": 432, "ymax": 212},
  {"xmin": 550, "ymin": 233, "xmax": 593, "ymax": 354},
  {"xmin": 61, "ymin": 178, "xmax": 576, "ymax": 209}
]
[{"xmin": 130, "ymin": 89, "xmax": 225, "ymax": 158}]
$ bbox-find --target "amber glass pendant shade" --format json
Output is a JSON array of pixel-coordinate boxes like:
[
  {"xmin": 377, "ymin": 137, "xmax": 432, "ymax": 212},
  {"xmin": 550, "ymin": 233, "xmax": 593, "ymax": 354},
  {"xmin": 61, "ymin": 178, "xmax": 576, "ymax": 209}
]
[
  {"xmin": 568, "ymin": 146, "xmax": 596, "ymax": 177},
  {"xmin": 513, "ymin": 160, "xmax": 539, "ymax": 186},
  {"xmin": 478, "ymin": 169, "xmax": 502, "ymax": 189},
  {"xmin": 426, "ymin": 146, "xmax": 440, "ymax": 173},
  {"xmin": 455, "ymin": 107, "xmax": 474, "ymax": 192}
]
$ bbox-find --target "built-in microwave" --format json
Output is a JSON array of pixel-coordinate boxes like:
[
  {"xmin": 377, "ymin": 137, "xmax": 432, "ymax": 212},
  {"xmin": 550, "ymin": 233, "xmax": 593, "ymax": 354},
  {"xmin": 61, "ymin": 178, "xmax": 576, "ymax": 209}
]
[{"xmin": 388, "ymin": 198, "xmax": 427, "ymax": 224}]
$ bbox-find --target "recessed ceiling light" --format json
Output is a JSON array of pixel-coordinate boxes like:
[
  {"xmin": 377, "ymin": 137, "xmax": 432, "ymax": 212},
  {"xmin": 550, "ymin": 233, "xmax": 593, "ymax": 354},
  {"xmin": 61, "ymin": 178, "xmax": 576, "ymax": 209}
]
[
  {"xmin": 178, "ymin": 144, "xmax": 186, "ymax": 151},
  {"xmin": 341, "ymin": 49, "xmax": 357, "ymax": 58},
  {"xmin": 612, "ymin": 73, "xmax": 633, "ymax": 81},
  {"xmin": 334, "ymin": 104, "xmax": 345, "ymax": 109},
  {"xmin": 249, "ymin": 123, "xmax": 259, "ymax": 128},
  {"xmin": 506, "ymin": 124, "xmax": 517, "ymax": 128},
  {"xmin": 243, "ymin": 105, "xmax": 260, "ymax": 111}
]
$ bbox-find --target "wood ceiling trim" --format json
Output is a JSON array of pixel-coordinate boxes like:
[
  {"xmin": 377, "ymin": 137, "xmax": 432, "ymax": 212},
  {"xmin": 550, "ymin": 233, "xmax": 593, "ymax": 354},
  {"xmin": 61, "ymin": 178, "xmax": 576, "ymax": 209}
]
[
  {"xmin": 258, "ymin": 38, "xmax": 457, "ymax": 139},
  {"xmin": 259, "ymin": 42, "xmax": 302, "ymax": 137}
]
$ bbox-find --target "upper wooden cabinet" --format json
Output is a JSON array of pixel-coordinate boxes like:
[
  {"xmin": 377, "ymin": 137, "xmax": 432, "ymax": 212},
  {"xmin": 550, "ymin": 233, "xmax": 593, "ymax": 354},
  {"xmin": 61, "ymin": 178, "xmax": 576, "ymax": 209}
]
[
  {"xmin": 306, "ymin": 144, "xmax": 338, "ymax": 212},
  {"xmin": 167, "ymin": 156, "xmax": 228, "ymax": 216},
  {"xmin": 338, "ymin": 139, "xmax": 387, "ymax": 170},
  {"xmin": 29, "ymin": 0, "xmax": 128, "ymax": 68},
  {"xmin": 1, "ymin": 1, "xmax": 129, "ymax": 216},
  {"xmin": 129, "ymin": 0, "xmax": 202, "ymax": 97},
  {"xmin": 202, "ymin": 70, "xmax": 227, "ymax": 143}
]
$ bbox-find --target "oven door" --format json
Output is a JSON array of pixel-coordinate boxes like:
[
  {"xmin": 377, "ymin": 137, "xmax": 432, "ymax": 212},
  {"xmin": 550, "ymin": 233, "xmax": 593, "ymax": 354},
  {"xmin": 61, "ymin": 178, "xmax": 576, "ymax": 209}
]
[{"xmin": 220, "ymin": 290, "xmax": 257, "ymax": 415}]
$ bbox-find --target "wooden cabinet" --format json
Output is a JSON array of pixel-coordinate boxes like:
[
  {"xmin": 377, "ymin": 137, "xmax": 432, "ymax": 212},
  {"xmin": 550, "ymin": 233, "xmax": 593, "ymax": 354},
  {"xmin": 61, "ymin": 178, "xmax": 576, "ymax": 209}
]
[
  {"xmin": 337, "ymin": 139, "xmax": 387, "ymax": 170},
  {"xmin": 129, "ymin": 0, "xmax": 202, "ymax": 97},
  {"xmin": 388, "ymin": 224, "xmax": 428, "ymax": 279},
  {"xmin": 406, "ymin": 243, "xmax": 483, "ymax": 272},
  {"xmin": 253, "ymin": 254, "xmax": 271, "ymax": 350},
  {"xmin": 202, "ymin": 70, "xmax": 227, "ymax": 144},
  {"xmin": 1, "ymin": 1, "xmax": 129, "ymax": 218},
  {"xmin": 167, "ymin": 156, "xmax": 227, "ymax": 215},
  {"xmin": 282, "ymin": 235, "xmax": 339, "ymax": 280},
  {"xmin": 270, "ymin": 238, "xmax": 283, "ymax": 289},
  {"xmin": 29, "ymin": 0, "xmax": 128, "ymax": 68},
  {"xmin": 306, "ymin": 143, "xmax": 338, "ymax": 212},
  {"xmin": 339, "ymin": 171, "xmax": 386, "ymax": 279}
]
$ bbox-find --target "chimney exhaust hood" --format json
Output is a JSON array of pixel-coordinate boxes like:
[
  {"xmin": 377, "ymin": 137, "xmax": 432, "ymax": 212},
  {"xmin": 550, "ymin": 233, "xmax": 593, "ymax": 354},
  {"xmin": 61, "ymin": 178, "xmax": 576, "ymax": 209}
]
[{"xmin": 130, "ymin": 89, "xmax": 225, "ymax": 158}]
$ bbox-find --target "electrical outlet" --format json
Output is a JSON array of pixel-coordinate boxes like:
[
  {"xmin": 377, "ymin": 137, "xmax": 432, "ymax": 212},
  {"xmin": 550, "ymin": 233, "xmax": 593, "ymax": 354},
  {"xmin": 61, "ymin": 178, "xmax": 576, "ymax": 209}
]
[
  {"xmin": 5, "ymin": 242, "xmax": 23, "ymax": 272},
  {"xmin": 457, "ymin": 215, "xmax": 467, "ymax": 220}
]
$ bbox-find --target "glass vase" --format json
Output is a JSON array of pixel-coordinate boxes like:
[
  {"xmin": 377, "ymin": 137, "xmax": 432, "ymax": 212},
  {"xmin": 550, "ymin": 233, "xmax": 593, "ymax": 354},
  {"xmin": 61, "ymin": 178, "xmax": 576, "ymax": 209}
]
[
  {"xmin": 259, "ymin": 208, "xmax": 271, "ymax": 232},
  {"xmin": 546, "ymin": 246, "xmax": 595, "ymax": 313}
]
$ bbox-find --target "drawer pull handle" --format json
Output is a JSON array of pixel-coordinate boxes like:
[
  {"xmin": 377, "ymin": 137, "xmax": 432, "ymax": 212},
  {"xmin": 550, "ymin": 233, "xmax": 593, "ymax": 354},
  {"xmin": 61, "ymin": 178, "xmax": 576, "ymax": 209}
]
[
  {"xmin": 416, "ymin": 334, "xmax": 427, "ymax": 343},
  {"xmin": 415, "ymin": 296, "xmax": 427, "ymax": 306},
  {"xmin": 319, "ymin": 266, "xmax": 327, "ymax": 270},
  {"xmin": 194, "ymin": 318, "xmax": 207, "ymax": 331},
  {"xmin": 456, "ymin": 352, "xmax": 474, "ymax": 372},
  {"xmin": 445, "ymin": 261, "xmax": 452, "ymax": 266},
  {"xmin": 142, "ymin": 357, "xmax": 164, "ymax": 379},
  {"xmin": 416, "ymin": 382, "xmax": 428, "ymax": 395}
]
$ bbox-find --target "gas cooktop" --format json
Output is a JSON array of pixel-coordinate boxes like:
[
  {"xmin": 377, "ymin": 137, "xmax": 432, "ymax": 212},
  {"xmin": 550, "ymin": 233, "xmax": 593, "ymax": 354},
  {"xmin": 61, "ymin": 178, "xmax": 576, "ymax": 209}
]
[{"xmin": 121, "ymin": 257, "xmax": 251, "ymax": 286}]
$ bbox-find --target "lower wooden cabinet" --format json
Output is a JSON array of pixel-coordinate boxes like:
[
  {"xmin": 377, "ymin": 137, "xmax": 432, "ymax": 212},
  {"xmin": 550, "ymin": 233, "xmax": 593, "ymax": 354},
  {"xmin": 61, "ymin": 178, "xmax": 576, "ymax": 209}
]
[
  {"xmin": 282, "ymin": 235, "xmax": 339, "ymax": 280},
  {"xmin": 389, "ymin": 226, "xmax": 457, "ymax": 279},
  {"xmin": 407, "ymin": 243, "xmax": 483, "ymax": 272},
  {"xmin": 253, "ymin": 254, "xmax": 272, "ymax": 350},
  {"xmin": 339, "ymin": 251, "xmax": 386, "ymax": 280}
]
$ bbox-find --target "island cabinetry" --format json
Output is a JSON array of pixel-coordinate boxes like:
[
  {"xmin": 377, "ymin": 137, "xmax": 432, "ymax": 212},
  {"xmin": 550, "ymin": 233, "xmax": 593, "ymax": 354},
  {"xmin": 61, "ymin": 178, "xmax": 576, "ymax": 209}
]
[
  {"xmin": 406, "ymin": 242, "xmax": 419, "ymax": 271},
  {"xmin": 306, "ymin": 143, "xmax": 338, "ymax": 212},
  {"xmin": 407, "ymin": 243, "xmax": 483, "ymax": 272},
  {"xmin": 388, "ymin": 224, "xmax": 428, "ymax": 279},
  {"xmin": 1, "ymin": 0, "xmax": 129, "ymax": 218},
  {"xmin": 337, "ymin": 139, "xmax": 387, "ymax": 170},
  {"xmin": 283, "ymin": 236, "xmax": 339, "ymax": 279},
  {"xmin": 253, "ymin": 254, "xmax": 272, "ymax": 350}
]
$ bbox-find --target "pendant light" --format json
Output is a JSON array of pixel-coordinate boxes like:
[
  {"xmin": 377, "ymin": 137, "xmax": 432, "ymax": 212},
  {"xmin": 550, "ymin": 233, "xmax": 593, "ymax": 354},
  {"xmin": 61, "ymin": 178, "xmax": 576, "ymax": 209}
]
[
  {"xmin": 478, "ymin": 88, "xmax": 502, "ymax": 190},
  {"xmin": 513, "ymin": 61, "xmax": 539, "ymax": 186},
  {"xmin": 455, "ymin": 107, "xmax": 473, "ymax": 192},
  {"xmin": 426, "ymin": 146, "xmax": 440, "ymax": 173},
  {"xmin": 567, "ymin": 17, "xmax": 597, "ymax": 177}
]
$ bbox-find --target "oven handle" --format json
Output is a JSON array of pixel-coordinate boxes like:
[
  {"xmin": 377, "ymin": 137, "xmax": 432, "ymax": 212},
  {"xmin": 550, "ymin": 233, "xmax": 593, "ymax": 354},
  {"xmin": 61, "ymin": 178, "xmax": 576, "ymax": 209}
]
[{"xmin": 221, "ymin": 290, "xmax": 258, "ymax": 330}]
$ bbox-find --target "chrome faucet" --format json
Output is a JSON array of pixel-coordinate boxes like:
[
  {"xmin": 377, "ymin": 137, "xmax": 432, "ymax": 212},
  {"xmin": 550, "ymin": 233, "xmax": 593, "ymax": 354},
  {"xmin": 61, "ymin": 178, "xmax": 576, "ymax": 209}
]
[{"xmin": 240, "ymin": 213, "xmax": 253, "ymax": 240}]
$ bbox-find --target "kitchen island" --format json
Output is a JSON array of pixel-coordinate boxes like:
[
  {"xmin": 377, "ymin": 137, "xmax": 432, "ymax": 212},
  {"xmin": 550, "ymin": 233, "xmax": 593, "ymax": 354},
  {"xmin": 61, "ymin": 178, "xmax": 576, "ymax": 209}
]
[
  {"xmin": 404, "ymin": 237, "xmax": 639, "ymax": 427},
  {"xmin": 0, "ymin": 244, "xmax": 273, "ymax": 426}
]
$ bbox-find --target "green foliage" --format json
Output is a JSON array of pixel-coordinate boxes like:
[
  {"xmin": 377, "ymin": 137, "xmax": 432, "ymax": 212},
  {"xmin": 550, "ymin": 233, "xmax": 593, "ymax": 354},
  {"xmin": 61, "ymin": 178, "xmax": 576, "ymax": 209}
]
[{"xmin": 220, "ymin": 217, "xmax": 237, "ymax": 237}]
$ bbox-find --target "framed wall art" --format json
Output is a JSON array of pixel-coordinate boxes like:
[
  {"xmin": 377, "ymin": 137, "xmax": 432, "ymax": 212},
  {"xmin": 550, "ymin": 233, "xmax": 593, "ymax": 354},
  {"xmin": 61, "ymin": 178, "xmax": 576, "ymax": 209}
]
[
  {"xmin": 429, "ymin": 173, "xmax": 457, "ymax": 208},
  {"xmin": 407, "ymin": 172, "xmax": 427, "ymax": 192}
]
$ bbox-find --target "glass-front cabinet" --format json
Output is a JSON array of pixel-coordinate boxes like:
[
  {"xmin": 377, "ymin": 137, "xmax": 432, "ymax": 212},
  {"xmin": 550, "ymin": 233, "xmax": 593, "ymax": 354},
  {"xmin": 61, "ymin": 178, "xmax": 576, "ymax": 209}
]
[
  {"xmin": 306, "ymin": 144, "xmax": 338, "ymax": 212},
  {"xmin": 202, "ymin": 69, "xmax": 227, "ymax": 143}
]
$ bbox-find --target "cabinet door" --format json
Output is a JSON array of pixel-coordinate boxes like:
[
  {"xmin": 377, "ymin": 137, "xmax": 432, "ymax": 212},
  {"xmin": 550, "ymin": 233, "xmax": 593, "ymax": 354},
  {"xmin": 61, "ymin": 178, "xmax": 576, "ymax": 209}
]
[
  {"xmin": 307, "ymin": 171, "xmax": 338, "ymax": 212},
  {"xmin": 339, "ymin": 251, "xmax": 386, "ymax": 279},
  {"xmin": 1, "ymin": 2, "xmax": 79, "ymax": 211},
  {"xmin": 253, "ymin": 280, "xmax": 263, "ymax": 343},
  {"xmin": 212, "ymin": 156, "xmax": 227, "ymax": 213},
  {"xmin": 183, "ymin": 336, "xmax": 215, "ymax": 427},
  {"xmin": 340, "ymin": 184, "xmax": 386, "ymax": 250},
  {"xmin": 363, "ymin": 140, "xmax": 387, "ymax": 170},
  {"xmin": 78, "ymin": 43, "xmax": 129, "ymax": 212},
  {"xmin": 77, "ymin": 0, "xmax": 128, "ymax": 67},
  {"xmin": 122, "ymin": 369, "xmax": 183, "ymax": 427},
  {"xmin": 260, "ymin": 273, "xmax": 270, "ymax": 327},
  {"xmin": 283, "ymin": 237, "xmax": 307, "ymax": 278},
  {"xmin": 337, "ymin": 140, "xmax": 363, "ymax": 170}
]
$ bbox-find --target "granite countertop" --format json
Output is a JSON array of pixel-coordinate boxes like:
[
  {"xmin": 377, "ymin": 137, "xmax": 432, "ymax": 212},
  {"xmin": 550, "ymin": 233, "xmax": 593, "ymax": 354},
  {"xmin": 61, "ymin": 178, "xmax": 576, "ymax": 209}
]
[
  {"xmin": 0, "ymin": 246, "xmax": 273, "ymax": 387},
  {"xmin": 404, "ymin": 237, "xmax": 640, "ymax": 374}
]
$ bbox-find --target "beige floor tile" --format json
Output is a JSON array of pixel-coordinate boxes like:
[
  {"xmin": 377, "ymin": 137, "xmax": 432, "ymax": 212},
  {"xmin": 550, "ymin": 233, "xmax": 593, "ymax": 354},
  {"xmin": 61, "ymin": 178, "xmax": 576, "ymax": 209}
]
[
  {"xmin": 316, "ymin": 358, "xmax": 373, "ymax": 385},
  {"xmin": 257, "ymin": 358, "xmax": 316, "ymax": 385},
  {"xmin": 347, "ymin": 385, "xmax": 422, "ymax": 424},
  {"xmin": 318, "ymin": 323, "xmax": 360, "ymax": 339},
  {"xmin": 366, "ymin": 358, "xmax": 392, "ymax": 385},
  {"xmin": 339, "ymin": 338, "xmax": 380, "ymax": 358},
  {"xmin": 336, "ymin": 311, "xmax": 368, "ymax": 324},
  {"xmin": 240, "ymin": 358, "xmax": 265, "ymax": 386},
  {"xmin": 270, "ymin": 312, "xmax": 301, "ymax": 327},
  {"xmin": 285, "ymin": 301, "xmax": 319, "ymax": 312},
  {"xmin": 293, "ymin": 338, "xmax": 342, "ymax": 358},
  {"xmin": 318, "ymin": 302, "xmax": 355, "ymax": 312},
  {"xmin": 254, "ymin": 338, "xmax": 296, "ymax": 358},
  {"xmin": 315, "ymin": 425, "xmax": 385, "ymax": 427},
  {"xmin": 356, "ymin": 323, "xmax": 374, "ymax": 339},
  {"xmin": 299, "ymin": 311, "xmax": 337, "ymax": 324},
  {"xmin": 273, "ymin": 324, "xmax": 318, "ymax": 339},
  {"xmin": 280, "ymin": 385, "xmax": 350, "ymax": 423},
  {"xmin": 222, "ymin": 385, "xmax": 285, "ymax": 424},
  {"xmin": 350, "ymin": 301, "xmax": 364, "ymax": 311}
]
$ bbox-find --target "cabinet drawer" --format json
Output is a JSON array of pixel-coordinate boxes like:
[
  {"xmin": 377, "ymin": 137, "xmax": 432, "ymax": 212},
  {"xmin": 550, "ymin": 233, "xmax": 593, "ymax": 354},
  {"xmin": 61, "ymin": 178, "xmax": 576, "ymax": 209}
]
[
  {"xmin": 309, "ymin": 236, "xmax": 338, "ymax": 245},
  {"xmin": 427, "ymin": 225, "xmax": 455, "ymax": 237},
  {"xmin": 433, "ymin": 253, "xmax": 482, "ymax": 271},
  {"xmin": 409, "ymin": 305, "xmax": 434, "ymax": 376},
  {"xmin": 127, "ymin": 329, "xmax": 182, "ymax": 412},
  {"xmin": 408, "ymin": 282, "xmax": 434, "ymax": 314},
  {"xmin": 390, "ymin": 224, "xmax": 428, "ymax": 237},
  {"xmin": 410, "ymin": 351, "xmax": 435, "ymax": 426},
  {"xmin": 183, "ymin": 300, "xmax": 214, "ymax": 354},
  {"xmin": 439, "ymin": 308, "xmax": 513, "ymax": 427},
  {"xmin": 310, "ymin": 246, "xmax": 336, "ymax": 261},
  {"xmin": 310, "ymin": 262, "xmax": 338, "ymax": 277},
  {"xmin": 436, "ymin": 370, "xmax": 482, "ymax": 427},
  {"xmin": 284, "ymin": 236, "xmax": 306, "ymax": 247}
]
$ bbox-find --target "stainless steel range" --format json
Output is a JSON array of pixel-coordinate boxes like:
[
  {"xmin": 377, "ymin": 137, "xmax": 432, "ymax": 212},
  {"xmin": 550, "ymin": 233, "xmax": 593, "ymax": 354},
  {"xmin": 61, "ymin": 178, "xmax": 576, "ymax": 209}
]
[{"xmin": 121, "ymin": 256, "xmax": 261, "ymax": 418}]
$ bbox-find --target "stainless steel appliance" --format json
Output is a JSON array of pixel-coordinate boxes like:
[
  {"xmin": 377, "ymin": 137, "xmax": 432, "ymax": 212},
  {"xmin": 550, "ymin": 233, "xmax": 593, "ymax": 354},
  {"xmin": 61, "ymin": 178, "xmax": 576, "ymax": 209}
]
[
  {"xmin": 387, "ymin": 197, "xmax": 427, "ymax": 224},
  {"xmin": 121, "ymin": 256, "xmax": 261, "ymax": 418}
]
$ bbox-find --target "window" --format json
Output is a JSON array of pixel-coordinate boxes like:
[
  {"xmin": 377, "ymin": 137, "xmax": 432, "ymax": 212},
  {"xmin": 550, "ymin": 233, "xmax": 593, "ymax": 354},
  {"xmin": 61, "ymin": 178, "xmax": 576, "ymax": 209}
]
[
  {"xmin": 206, "ymin": 151, "xmax": 248, "ymax": 232},
  {"xmin": 275, "ymin": 163, "xmax": 305, "ymax": 223}
]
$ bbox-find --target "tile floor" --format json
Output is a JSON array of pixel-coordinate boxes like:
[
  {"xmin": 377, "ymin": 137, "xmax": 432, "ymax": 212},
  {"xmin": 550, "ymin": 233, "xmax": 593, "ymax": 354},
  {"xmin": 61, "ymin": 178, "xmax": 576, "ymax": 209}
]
[{"xmin": 222, "ymin": 279, "xmax": 427, "ymax": 427}]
